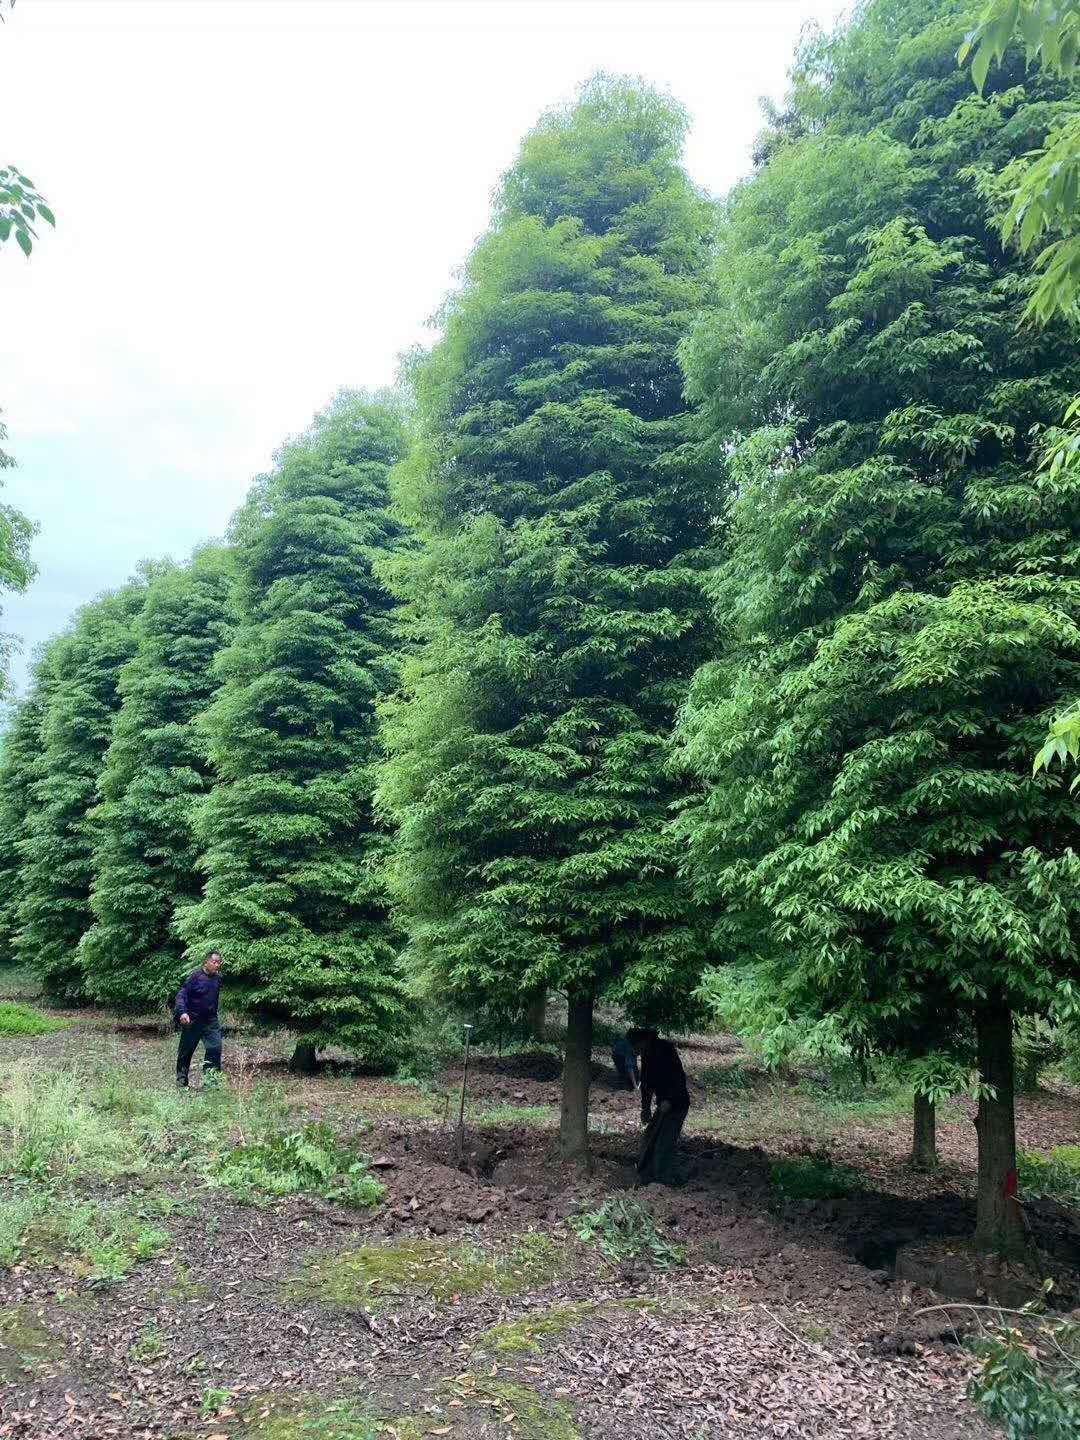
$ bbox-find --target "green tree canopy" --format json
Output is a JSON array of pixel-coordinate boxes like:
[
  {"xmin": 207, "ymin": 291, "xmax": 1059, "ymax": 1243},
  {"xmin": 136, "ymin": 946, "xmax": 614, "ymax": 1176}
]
[
  {"xmin": 379, "ymin": 74, "xmax": 718, "ymax": 1159},
  {"xmin": 177, "ymin": 391, "xmax": 411, "ymax": 1069},
  {"xmin": 16, "ymin": 576, "xmax": 151, "ymax": 1001},
  {"xmin": 0, "ymin": 653, "xmax": 52, "ymax": 965},
  {"xmin": 80, "ymin": 546, "xmax": 235, "ymax": 1013},
  {"xmin": 677, "ymin": 0, "xmax": 1080, "ymax": 1252}
]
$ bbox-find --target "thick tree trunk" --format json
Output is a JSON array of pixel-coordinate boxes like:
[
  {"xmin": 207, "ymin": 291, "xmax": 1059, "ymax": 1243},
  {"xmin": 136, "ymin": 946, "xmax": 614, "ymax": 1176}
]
[
  {"xmin": 911, "ymin": 1091, "xmax": 937, "ymax": 1170},
  {"xmin": 289, "ymin": 1041, "xmax": 318, "ymax": 1075},
  {"xmin": 526, "ymin": 988, "xmax": 547, "ymax": 1043},
  {"xmin": 973, "ymin": 1001, "xmax": 1026, "ymax": 1257},
  {"xmin": 558, "ymin": 990, "xmax": 593, "ymax": 1164}
]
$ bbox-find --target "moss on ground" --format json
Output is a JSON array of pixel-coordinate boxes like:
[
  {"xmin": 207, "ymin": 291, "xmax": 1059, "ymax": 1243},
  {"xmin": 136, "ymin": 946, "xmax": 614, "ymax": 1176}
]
[
  {"xmin": 0, "ymin": 1305, "xmax": 63, "ymax": 1380},
  {"xmin": 288, "ymin": 1231, "xmax": 564, "ymax": 1312},
  {"xmin": 474, "ymin": 1302, "xmax": 594, "ymax": 1353},
  {"xmin": 446, "ymin": 1375, "xmax": 581, "ymax": 1440},
  {"xmin": 473, "ymin": 1104, "xmax": 557, "ymax": 1129}
]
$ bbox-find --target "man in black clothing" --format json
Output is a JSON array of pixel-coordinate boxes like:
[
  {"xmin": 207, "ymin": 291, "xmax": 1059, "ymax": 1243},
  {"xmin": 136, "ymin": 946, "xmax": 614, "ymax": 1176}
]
[
  {"xmin": 628, "ymin": 1027, "xmax": 689, "ymax": 1184},
  {"xmin": 174, "ymin": 950, "xmax": 223, "ymax": 1089}
]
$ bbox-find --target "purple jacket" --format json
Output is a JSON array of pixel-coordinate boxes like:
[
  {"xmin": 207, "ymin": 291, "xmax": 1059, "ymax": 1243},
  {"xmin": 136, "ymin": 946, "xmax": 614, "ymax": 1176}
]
[{"xmin": 174, "ymin": 968, "xmax": 220, "ymax": 1022}]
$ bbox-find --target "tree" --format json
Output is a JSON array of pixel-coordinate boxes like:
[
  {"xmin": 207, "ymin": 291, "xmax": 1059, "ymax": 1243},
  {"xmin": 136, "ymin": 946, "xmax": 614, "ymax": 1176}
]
[
  {"xmin": 0, "ymin": 652, "xmax": 53, "ymax": 964},
  {"xmin": 16, "ymin": 579, "xmax": 149, "ymax": 1001},
  {"xmin": 379, "ymin": 75, "xmax": 717, "ymax": 1162},
  {"xmin": 177, "ymin": 392, "xmax": 411, "ymax": 1071},
  {"xmin": 79, "ymin": 547, "xmax": 235, "ymax": 1013},
  {"xmin": 677, "ymin": 0, "xmax": 1080, "ymax": 1253}
]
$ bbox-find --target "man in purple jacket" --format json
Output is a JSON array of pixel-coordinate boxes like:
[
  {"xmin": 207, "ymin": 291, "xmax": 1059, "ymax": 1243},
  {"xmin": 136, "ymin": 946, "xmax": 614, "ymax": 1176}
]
[{"xmin": 175, "ymin": 950, "xmax": 223, "ymax": 1088}]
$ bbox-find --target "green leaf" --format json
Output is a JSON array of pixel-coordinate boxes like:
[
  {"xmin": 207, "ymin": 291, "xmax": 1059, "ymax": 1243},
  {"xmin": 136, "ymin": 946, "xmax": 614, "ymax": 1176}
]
[
  {"xmin": 15, "ymin": 227, "xmax": 31, "ymax": 257},
  {"xmin": 37, "ymin": 205, "xmax": 55, "ymax": 228}
]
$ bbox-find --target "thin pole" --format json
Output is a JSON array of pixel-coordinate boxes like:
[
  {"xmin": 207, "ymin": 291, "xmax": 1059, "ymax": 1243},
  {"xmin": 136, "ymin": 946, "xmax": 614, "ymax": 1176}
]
[{"xmin": 456, "ymin": 1023, "xmax": 474, "ymax": 1165}]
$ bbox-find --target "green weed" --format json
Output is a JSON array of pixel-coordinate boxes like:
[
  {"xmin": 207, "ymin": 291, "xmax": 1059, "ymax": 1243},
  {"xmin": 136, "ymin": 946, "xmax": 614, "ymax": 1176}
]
[
  {"xmin": 0, "ymin": 1188, "xmax": 46, "ymax": 1265},
  {"xmin": 0, "ymin": 1003, "xmax": 67, "ymax": 1038},
  {"xmin": 571, "ymin": 1195, "xmax": 685, "ymax": 1268},
  {"xmin": 1020, "ymin": 1146, "xmax": 1080, "ymax": 1208},
  {"xmin": 128, "ymin": 1325, "xmax": 165, "ymax": 1362},
  {"xmin": 770, "ymin": 1156, "xmax": 861, "ymax": 1201},
  {"xmin": 969, "ymin": 1313, "xmax": 1080, "ymax": 1439},
  {"xmin": 215, "ymin": 1124, "xmax": 385, "ymax": 1209},
  {"xmin": 201, "ymin": 1385, "xmax": 233, "ymax": 1418}
]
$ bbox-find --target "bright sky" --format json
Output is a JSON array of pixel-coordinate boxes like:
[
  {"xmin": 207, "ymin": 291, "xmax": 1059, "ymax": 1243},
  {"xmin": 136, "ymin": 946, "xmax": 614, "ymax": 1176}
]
[{"xmin": 0, "ymin": 0, "xmax": 847, "ymax": 690}]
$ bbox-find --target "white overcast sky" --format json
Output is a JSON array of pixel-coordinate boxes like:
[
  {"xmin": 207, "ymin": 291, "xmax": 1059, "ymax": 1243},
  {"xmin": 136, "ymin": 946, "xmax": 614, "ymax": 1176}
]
[{"xmin": 0, "ymin": 0, "xmax": 848, "ymax": 689}]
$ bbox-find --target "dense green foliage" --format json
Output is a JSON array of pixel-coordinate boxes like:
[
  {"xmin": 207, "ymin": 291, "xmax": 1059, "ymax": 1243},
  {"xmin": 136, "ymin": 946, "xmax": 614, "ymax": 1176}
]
[
  {"xmin": 379, "ymin": 76, "xmax": 717, "ymax": 1149},
  {"xmin": 16, "ymin": 582, "xmax": 149, "ymax": 1001},
  {"xmin": 80, "ymin": 547, "xmax": 234, "ymax": 1013},
  {"xmin": 0, "ymin": 667, "xmax": 48, "ymax": 963},
  {"xmin": 675, "ymin": 0, "xmax": 1080, "ymax": 1247},
  {"xmin": 177, "ymin": 393, "xmax": 411, "ymax": 1065},
  {"xmin": 0, "ymin": 1001, "xmax": 66, "ymax": 1037}
]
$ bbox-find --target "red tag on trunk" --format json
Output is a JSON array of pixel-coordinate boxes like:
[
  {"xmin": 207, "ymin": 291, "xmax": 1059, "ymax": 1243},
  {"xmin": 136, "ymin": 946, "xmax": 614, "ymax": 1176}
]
[{"xmin": 1004, "ymin": 1168, "xmax": 1018, "ymax": 1197}]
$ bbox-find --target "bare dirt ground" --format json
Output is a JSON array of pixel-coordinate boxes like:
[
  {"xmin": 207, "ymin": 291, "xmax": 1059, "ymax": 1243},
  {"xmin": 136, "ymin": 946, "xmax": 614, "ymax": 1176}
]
[{"xmin": 1, "ymin": 1008, "xmax": 1077, "ymax": 1440}]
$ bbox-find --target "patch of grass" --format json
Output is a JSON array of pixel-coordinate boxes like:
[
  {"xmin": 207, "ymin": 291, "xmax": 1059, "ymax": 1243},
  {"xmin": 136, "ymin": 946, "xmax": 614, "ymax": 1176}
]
[
  {"xmin": 474, "ymin": 1302, "xmax": 592, "ymax": 1353},
  {"xmin": 473, "ymin": 1104, "xmax": 556, "ymax": 1129},
  {"xmin": 22, "ymin": 1198, "xmax": 169, "ymax": 1284},
  {"xmin": 225, "ymin": 1392, "xmax": 384, "ymax": 1439},
  {"xmin": 770, "ymin": 1156, "xmax": 861, "ymax": 1201},
  {"xmin": 0, "ymin": 1305, "xmax": 63, "ymax": 1380},
  {"xmin": 446, "ymin": 1375, "xmax": 581, "ymax": 1440},
  {"xmin": 0, "ymin": 1061, "xmax": 131, "ymax": 1179},
  {"xmin": 0, "ymin": 1002, "xmax": 67, "ymax": 1038},
  {"xmin": 0, "ymin": 966, "xmax": 44, "ymax": 1003},
  {"xmin": 0, "ymin": 1188, "xmax": 46, "ymax": 1265},
  {"xmin": 700, "ymin": 1062, "xmax": 754, "ymax": 1093},
  {"xmin": 571, "ymin": 1195, "xmax": 685, "ymax": 1269},
  {"xmin": 289, "ymin": 1232, "xmax": 564, "ymax": 1312},
  {"xmin": 1019, "ymin": 1145, "xmax": 1080, "ymax": 1208},
  {"xmin": 215, "ymin": 1123, "xmax": 385, "ymax": 1209}
]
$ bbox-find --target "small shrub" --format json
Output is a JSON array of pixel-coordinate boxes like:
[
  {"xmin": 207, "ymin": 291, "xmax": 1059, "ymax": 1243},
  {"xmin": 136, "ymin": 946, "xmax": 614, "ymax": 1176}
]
[
  {"xmin": 215, "ymin": 1123, "xmax": 384, "ymax": 1209},
  {"xmin": 969, "ymin": 1314, "xmax": 1080, "ymax": 1439},
  {"xmin": 571, "ymin": 1195, "xmax": 685, "ymax": 1269},
  {"xmin": 200, "ymin": 1386, "xmax": 233, "ymax": 1418},
  {"xmin": 0, "ymin": 1003, "xmax": 66, "ymax": 1038},
  {"xmin": 770, "ymin": 1156, "xmax": 860, "ymax": 1201}
]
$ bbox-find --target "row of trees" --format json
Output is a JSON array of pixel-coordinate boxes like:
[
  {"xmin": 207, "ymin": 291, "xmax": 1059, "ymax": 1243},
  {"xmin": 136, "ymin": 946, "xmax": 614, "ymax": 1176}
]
[{"xmin": 1, "ymin": 0, "xmax": 1078, "ymax": 1253}]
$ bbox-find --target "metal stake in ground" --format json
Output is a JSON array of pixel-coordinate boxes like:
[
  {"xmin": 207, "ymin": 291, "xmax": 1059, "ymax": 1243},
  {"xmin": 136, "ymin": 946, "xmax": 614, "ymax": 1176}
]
[{"xmin": 455, "ymin": 1022, "xmax": 474, "ymax": 1166}]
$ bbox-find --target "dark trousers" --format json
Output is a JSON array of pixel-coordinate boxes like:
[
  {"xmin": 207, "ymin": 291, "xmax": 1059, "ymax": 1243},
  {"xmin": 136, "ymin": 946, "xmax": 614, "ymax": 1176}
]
[
  {"xmin": 637, "ymin": 1102, "xmax": 688, "ymax": 1183},
  {"xmin": 176, "ymin": 1017, "xmax": 222, "ymax": 1086}
]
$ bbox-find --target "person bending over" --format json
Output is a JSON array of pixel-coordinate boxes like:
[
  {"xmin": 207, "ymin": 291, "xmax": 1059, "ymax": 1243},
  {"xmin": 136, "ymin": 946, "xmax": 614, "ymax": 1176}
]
[
  {"xmin": 175, "ymin": 950, "xmax": 223, "ymax": 1089},
  {"xmin": 628, "ymin": 1027, "xmax": 689, "ymax": 1184}
]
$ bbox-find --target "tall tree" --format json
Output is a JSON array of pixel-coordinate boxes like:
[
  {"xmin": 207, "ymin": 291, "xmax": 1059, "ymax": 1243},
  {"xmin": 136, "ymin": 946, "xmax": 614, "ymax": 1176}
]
[
  {"xmin": 80, "ymin": 547, "xmax": 234, "ymax": 1013},
  {"xmin": 16, "ymin": 578, "xmax": 150, "ymax": 1001},
  {"xmin": 0, "ymin": 650, "xmax": 54, "ymax": 964},
  {"xmin": 379, "ymin": 75, "xmax": 717, "ymax": 1161},
  {"xmin": 677, "ymin": 0, "xmax": 1080, "ymax": 1253},
  {"xmin": 177, "ymin": 392, "xmax": 411, "ymax": 1071}
]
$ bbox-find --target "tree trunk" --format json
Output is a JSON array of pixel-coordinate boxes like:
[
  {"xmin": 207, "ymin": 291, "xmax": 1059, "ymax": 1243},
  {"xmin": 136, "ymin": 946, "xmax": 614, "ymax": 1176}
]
[
  {"xmin": 973, "ymin": 1001, "xmax": 1026, "ymax": 1257},
  {"xmin": 289, "ymin": 1041, "xmax": 318, "ymax": 1075},
  {"xmin": 526, "ymin": 988, "xmax": 547, "ymax": 1043},
  {"xmin": 911, "ymin": 1091, "xmax": 937, "ymax": 1170},
  {"xmin": 558, "ymin": 990, "xmax": 593, "ymax": 1164}
]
